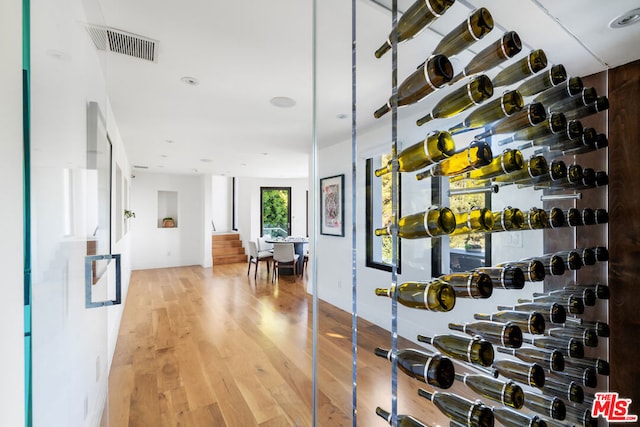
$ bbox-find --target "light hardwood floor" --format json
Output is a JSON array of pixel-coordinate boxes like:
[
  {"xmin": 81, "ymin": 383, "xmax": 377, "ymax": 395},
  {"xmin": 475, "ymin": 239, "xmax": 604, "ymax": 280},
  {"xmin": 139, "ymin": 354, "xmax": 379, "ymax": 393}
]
[{"xmin": 104, "ymin": 263, "xmax": 457, "ymax": 426}]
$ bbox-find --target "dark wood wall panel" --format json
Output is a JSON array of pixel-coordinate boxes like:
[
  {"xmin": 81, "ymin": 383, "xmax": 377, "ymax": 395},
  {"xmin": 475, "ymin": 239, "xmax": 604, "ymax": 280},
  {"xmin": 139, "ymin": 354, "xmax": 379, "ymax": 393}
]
[{"xmin": 608, "ymin": 59, "xmax": 640, "ymax": 418}]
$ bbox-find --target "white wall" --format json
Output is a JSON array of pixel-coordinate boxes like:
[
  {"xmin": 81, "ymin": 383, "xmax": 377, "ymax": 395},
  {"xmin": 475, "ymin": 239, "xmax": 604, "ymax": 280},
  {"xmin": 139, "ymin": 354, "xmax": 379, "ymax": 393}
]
[
  {"xmin": 236, "ymin": 177, "xmax": 309, "ymax": 250},
  {"xmin": 0, "ymin": 0, "xmax": 25, "ymax": 424},
  {"xmin": 130, "ymin": 172, "xmax": 205, "ymax": 270},
  {"xmin": 211, "ymin": 175, "xmax": 232, "ymax": 232}
]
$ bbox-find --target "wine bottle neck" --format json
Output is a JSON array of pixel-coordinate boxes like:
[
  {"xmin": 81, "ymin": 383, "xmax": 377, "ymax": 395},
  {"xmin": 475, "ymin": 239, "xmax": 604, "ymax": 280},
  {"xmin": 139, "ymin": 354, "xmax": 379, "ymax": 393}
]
[
  {"xmin": 417, "ymin": 388, "xmax": 434, "ymax": 401},
  {"xmin": 416, "ymin": 334, "xmax": 433, "ymax": 345},
  {"xmin": 448, "ymin": 323, "xmax": 465, "ymax": 333},
  {"xmin": 374, "ymin": 347, "xmax": 391, "ymax": 360}
]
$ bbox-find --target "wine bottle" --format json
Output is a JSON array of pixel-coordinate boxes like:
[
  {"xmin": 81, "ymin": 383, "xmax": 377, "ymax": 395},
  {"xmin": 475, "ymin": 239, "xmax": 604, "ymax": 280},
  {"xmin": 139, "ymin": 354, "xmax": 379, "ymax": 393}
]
[
  {"xmin": 451, "ymin": 31, "xmax": 522, "ymax": 83},
  {"xmin": 432, "ymin": 8, "xmax": 494, "ymax": 58},
  {"xmin": 492, "ymin": 155, "xmax": 548, "ymax": 185},
  {"xmin": 546, "ymin": 249, "xmax": 584, "ymax": 271},
  {"xmin": 542, "ymin": 376, "xmax": 584, "ymax": 404},
  {"xmin": 521, "ymin": 118, "xmax": 583, "ymax": 151},
  {"xmin": 415, "ymin": 140, "xmax": 493, "ymax": 180},
  {"xmin": 564, "ymin": 404, "xmax": 598, "ymax": 427},
  {"xmin": 564, "ymin": 318, "xmax": 610, "ymax": 338},
  {"xmin": 490, "ymin": 207, "xmax": 525, "ymax": 232},
  {"xmin": 417, "ymin": 333, "xmax": 494, "ymax": 367},
  {"xmin": 524, "ymin": 335, "xmax": 584, "ymax": 358},
  {"xmin": 375, "ymin": 206, "xmax": 456, "ymax": 238},
  {"xmin": 416, "ymin": 74, "xmax": 494, "ymax": 126},
  {"xmin": 548, "ymin": 87, "xmax": 598, "ymax": 114},
  {"xmin": 495, "ymin": 260, "xmax": 545, "ymax": 282},
  {"xmin": 547, "ymin": 327, "xmax": 598, "ymax": 348},
  {"xmin": 564, "ymin": 282, "xmax": 609, "ymax": 299},
  {"xmin": 516, "ymin": 64, "xmax": 567, "ymax": 97},
  {"xmin": 374, "ymin": 0, "xmax": 455, "ymax": 58},
  {"xmin": 563, "ymin": 354, "xmax": 610, "ymax": 376},
  {"xmin": 497, "ymin": 302, "xmax": 566, "ymax": 325},
  {"xmin": 375, "ymin": 407, "xmax": 430, "ymax": 427},
  {"xmin": 519, "ymin": 294, "xmax": 584, "ymax": 315},
  {"xmin": 561, "ymin": 131, "xmax": 607, "ymax": 156},
  {"xmin": 492, "ymin": 49, "xmax": 548, "ymax": 88},
  {"xmin": 438, "ymin": 271, "xmax": 493, "ymax": 299},
  {"xmin": 375, "ymin": 280, "xmax": 456, "ymax": 312},
  {"xmin": 548, "ymin": 366, "xmax": 597, "ymax": 388},
  {"xmin": 448, "ymin": 321, "xmax": 523, "ymax": 348},
  {"xmin": 474, "ymin": 266, "xmax": 525, "ymax": 290},
  {"xmin": 374, "ymin": 347, "xmax": 455, "ymax": 388},
  {"xmin": 564, "ymin": 207, "xmax": 582, "ymax": 227},
  {"xmin": 451, "ymin": 148, "xmax": 524, "ymax": 182},
  {"xmin": 514, "ymin": 159, "xmax": 567, "ymax": 188},
  {"xmin": 534, "ymin": 287, "xmax": 596, "ymax": 306},
  {"xmin": 449, "ymin": 208, "xmax": 494, "ymax": 238},
  {"xmin": 375, "ymin": 131, "xmax": 456, "ymax": 177},
  {"xmin": 497, "ymin": 112, "xmax": 567, "ymax": 146},
  {"xmin": 374, "ymin": 55, "xmax": 453, "ymax": 118},
  {"xmin": 520, "ymin": 207, "xmax": 549, "ymax": 230},
  {"xmin": 522, "ymin": 254, "xmax": 565, "ymax": 276},
  {"xmin": 475, "ymin": 310, "xmax": 545, "ymax": 334},
  {"xmin": 547, "ymin": 126, "xmax": 597, "ymax": 153},
  {"xmin": 524, "ymin": 391, "xmax": 566, "ymax": 420},
  {"xmin": 563, "ymin": 95, "xmax": 609, "ymax": 121},
  {"xmin": 455, "ymin": 372, "xmax": 524, "ymax": 409},
  {"xmin": 594, "ymin": 170, "xmax": 609, "ymax": 187},
  {"xmin": 546, "ymin": 207, "xmax": 566, "ymax": 229},
  {"xmin": 492, "ymin": 358, "xmax": 545, "ymax": 388},
  {"xmin": 492, "ymin": 405, "xmax": 548, "ymax": 427},
  {"xmin": 449, "ymin": 90, "xmax": 523, "ymax": 134},
  {"xmin": 417, "ymin": 389, "xmax": 494, "ymax": 427},
  {"xmin": 473, "ymin": 102, "xmax": 547, "ymax": 140},
  {"xmin": 497, "ymin": 346, "xmax": 564, "ymax": 372},
  {"xmin": 533, "ymin": 76, "xmax": 583, "ymax": 104},
  {"xmin": 594, "ymin": 208, "xmax": 609, "ymax": 224},
  {"xmin": 535, "ymin": 163, "xmax": 583, "ymax": 190}
]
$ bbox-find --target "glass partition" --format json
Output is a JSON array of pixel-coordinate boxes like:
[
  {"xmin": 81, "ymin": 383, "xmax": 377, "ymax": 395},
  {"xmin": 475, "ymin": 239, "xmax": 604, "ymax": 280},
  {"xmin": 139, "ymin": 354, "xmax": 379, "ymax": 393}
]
[
  {"xmin": 29, "ymin": 0, "xmax": 117, "ymax": 424},
  {"xmin": 314, "ymin": 0, "xmax": 609, "ymax": 425}
]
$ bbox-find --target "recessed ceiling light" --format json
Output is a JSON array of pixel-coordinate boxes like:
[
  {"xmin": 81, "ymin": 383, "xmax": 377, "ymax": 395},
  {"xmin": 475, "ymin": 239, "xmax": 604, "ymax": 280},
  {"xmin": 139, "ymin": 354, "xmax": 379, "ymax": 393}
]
[
  {"xmin": 165, "ymin": 139, "xmax": 175, "ymax": 144},
  {"xmin": 200, "ymin": 158, "xmax": 212, "ymax": 163},
  {"xmin": 181, "ymin": 76, "xmax": 200, "ymax": 86},
  {"xmin": 270, "ymin": 96, "xmax": 296, "ymax": 108},
  {"xmin": 160, "ymin": 154, "xmax": 168, "ymax": 158},
  {"xmin": 241, "ymin": 163, "xmax": 247, "ymax": 166},
  {"xmin": 261, "ymin": 152, "xmax": 269, "ymax": 156},
  {"xmin": 610, "ymin": 8, "xmax": 640, "ymax": 28},
  {"xmin": 336, "ymin": 113, "xmax": 349, "ymax": 120}
]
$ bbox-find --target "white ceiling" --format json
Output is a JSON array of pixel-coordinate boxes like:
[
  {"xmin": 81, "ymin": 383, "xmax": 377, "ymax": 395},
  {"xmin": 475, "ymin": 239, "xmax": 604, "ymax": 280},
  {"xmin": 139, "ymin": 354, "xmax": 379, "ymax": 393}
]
[{"xmin": 98, "ymin": 0, "xmax": 640, "ymax": 178}]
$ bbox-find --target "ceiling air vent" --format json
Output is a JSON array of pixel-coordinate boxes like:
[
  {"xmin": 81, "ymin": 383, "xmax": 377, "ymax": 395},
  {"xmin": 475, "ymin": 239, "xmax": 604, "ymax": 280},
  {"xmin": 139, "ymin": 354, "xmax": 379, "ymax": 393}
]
[{"xmin": 85, "ymin": 24, "xmax": 158, "ymax": 63}]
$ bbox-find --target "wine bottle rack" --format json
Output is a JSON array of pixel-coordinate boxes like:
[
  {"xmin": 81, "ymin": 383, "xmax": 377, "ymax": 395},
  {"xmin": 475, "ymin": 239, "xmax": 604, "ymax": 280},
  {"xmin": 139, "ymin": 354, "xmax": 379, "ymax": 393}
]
[{"xmin": 362, "ymin": 1, "xmax": 610, "ymax": 426}]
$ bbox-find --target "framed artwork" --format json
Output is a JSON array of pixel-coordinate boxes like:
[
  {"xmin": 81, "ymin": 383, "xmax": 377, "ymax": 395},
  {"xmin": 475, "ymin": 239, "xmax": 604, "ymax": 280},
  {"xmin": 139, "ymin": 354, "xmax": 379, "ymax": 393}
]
[{"xmin": 320, "ymin": 174, "xmax": 345, "ymax": 236}]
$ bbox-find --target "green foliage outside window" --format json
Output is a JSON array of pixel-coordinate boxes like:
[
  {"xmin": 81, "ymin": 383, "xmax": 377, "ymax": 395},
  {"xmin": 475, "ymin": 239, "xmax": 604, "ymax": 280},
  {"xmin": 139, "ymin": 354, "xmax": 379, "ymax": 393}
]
[{"xmin": 262, "ymin": 189, "xmax": 289, "ymax": 237}]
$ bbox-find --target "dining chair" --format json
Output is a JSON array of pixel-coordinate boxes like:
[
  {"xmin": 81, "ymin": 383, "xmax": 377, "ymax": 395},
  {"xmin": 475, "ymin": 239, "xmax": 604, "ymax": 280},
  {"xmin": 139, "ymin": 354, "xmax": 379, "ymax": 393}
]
[
  {"xmin": 247, "ymin": 241, "xmax": 272, "ymax": 279},
  {"xmin": 257, "ymin": 236, "xmax": 274, "ymax": 253},
  {"xmin": 272, "ymin": 243, "xmax": 300, "ymax": 282}
]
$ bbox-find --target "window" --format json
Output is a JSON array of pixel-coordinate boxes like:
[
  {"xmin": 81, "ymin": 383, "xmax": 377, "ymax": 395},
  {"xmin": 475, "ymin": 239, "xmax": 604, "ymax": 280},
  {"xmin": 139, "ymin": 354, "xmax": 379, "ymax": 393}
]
[
  {"xmin": 366, "ymin": 155, "xmax": 401, "ymax": 272},
  {"xmin": 260, "ymin": 187, "xmax": 291, "ymax": 238}
]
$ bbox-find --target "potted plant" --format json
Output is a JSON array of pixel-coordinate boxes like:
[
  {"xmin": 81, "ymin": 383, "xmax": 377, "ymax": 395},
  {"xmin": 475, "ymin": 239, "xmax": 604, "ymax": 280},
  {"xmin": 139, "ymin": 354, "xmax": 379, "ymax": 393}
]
[
  {"xmin": 124, "ymin": 209, "xmax": 135, "ymax": 220},
  {"xmin": 162, "ymin": 217, "xmax": 176, "ymax": 228}
]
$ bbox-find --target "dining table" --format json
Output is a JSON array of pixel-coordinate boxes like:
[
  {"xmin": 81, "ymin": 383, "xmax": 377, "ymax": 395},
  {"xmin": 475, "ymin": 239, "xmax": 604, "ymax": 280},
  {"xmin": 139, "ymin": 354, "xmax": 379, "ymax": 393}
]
[{"xmin": 265, "ymin": 236, "xmax": 308, "ymax": 275}]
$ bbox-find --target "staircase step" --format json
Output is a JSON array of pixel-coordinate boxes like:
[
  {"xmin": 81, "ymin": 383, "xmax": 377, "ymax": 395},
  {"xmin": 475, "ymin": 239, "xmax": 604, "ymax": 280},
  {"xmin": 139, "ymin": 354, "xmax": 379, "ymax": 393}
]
[
  {"xmin": 213, "ymin": 254, "xmax": 247, "ymax": 265},
  {"xmin": 212, "ymin": 246, "xmax": 245, "ymax": 256},
  {"xmin": 211, "ymin": 233, "xmax": 240, "ymax": 242},
  {"xmin": 212, "ymin": 240, "xmax": 243, "ymax": 248}
]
